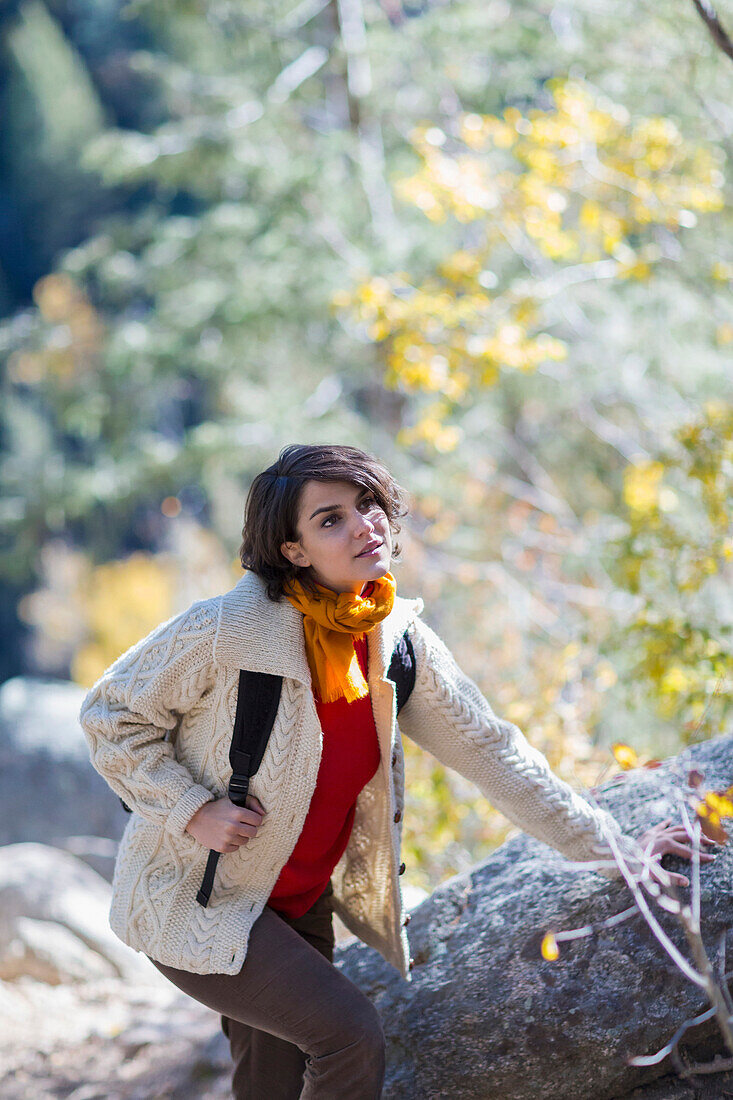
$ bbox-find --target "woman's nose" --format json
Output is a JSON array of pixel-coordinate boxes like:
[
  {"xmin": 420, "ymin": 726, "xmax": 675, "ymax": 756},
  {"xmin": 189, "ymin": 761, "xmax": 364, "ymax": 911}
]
[{"xmin": 353, "ymin": 509, "xmax": 375, "ymax": 537}]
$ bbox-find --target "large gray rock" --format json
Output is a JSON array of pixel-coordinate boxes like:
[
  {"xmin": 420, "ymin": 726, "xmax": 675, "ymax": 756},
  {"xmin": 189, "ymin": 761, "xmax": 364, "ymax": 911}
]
[
  {"xmin": 0, "ymin": 843, "xmax": 152, "ymax": 984},
  {"xmin": 337, "ymin": 734, "xmax": 733, "ymax": 1100},
  {"xmin": 0, "ymin": 677, "xmax": 128, "ymax": 866}
]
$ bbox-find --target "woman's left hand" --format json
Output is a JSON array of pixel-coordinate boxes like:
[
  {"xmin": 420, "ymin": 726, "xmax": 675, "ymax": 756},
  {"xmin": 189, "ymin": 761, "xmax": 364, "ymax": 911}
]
[{"xmin": 637, "ymin": 817, "xmax": 718, "ymax": 887}]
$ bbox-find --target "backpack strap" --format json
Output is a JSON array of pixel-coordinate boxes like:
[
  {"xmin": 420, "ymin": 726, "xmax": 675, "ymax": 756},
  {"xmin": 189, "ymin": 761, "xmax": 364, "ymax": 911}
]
[
  {"xmin": 117, "ymin": 672, "xmax": 284, "ymax": 818},
  {"xmin": 121, "ymin": 627, "xmax": 417, "ymax": 819},
  {"xmin": 116, "ymin": 627, "xmax": 417, "ymax": 896},
  {"xmin": 388, "ymin": 628, "xmax": 416, "ymax": 715},
  {"xmin": 191, "ymin": 628, "xmax": 414, "ymax": 909},
  {"xmin": 196, "ymin": 670, "xmax": 282, "ymax": 908}
]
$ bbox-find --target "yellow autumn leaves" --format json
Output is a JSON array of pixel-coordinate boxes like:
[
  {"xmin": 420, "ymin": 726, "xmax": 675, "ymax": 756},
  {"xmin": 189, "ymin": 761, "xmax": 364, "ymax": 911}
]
[
  {"xmin": 71, "ymin": 554, "xmax": 175, "ymax": 686},
  {"xmin": 614, "ymin": 402, "xmax": 733, "ymax": 735},
  {"xmin": 21, "ymin": 529, "xmax": 243, "ymax": 687},
  {"xmin": 696, "ymin": 791, "xmax": 733, "ymax": 845},
  {"xmin": 612, "ymin": 742, "xmax": 644, "ymax": 770},
  {"xmin": 623, "ymin": 462, "xmax": 667, "ymax": 517},
  {"xmin": 622, "ymin": 402, "xmax": 733, "ymax": 535},
  {"xmin": 332, "ymin": 79, "xmax": 725, "ymax": 449}
]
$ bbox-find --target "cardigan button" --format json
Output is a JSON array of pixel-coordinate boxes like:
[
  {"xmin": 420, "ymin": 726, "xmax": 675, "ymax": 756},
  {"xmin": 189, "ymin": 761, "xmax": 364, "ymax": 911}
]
[
  {"xmin": 403, "ymin": 913, "xmax": 411, "ymax": 927},
  {"xmin": 391, "ymin": 752, "xmax": 397, "ymax": 767},
  {"xmin": 408, "ymin": 957, "xmax": 415, "ymax": 971},
  {"xmin": 398, "ymin": 862, "xmax": 406, "ymax": 875},
  {"xmin": 394, "ymin": 811, "xmax": 401, "ymax": 823}
]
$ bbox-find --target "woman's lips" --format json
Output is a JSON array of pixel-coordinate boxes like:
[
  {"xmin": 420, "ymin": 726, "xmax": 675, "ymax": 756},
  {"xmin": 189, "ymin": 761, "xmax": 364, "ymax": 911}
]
[{"xmin": 356, "ymin": 541, "xmax": 383, "ymax": 558}]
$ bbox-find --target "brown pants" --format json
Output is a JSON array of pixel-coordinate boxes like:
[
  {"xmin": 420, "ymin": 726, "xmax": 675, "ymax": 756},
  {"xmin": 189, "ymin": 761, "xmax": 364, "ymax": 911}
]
[{"xmin": 147, "ymin": 883, "xmax": 385, "ymax": 1099}]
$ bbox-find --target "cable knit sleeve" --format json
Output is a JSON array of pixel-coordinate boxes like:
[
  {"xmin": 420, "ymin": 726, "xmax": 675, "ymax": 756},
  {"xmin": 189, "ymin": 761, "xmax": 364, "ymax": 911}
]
[
  {"xmin": 78, "ymin": 597, "xmax": 220, "ymax": 837},
  {"xmin": 398, "ymin": 616, "xmax": 640, "ymax": 882}
]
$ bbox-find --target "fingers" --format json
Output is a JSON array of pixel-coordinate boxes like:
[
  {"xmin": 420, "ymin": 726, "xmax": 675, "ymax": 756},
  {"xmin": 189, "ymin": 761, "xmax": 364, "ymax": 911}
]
[
  {"xmin": 652, "ymin": 820, "xmax": 718, "ymax": 843},
  {"xmin": 217, "ymin": 806, "xmax": 267, "ymax": 849},
  {"xmin": 648, "ymin": 860, "xmax": 687, "ymax": 888},
  {"xmin": 238, "ymin": 807, "xmax": 265, "ymax": 827},
  {"xmin": 235, "ymin": 800, "xmax": 267, "ymax": 842},
  {"xmin": 660, "ymin": 839, "xmax": 715, "ymax": 861},
  {"xmin": 236, "ymin": 818, "xmax": 264, "ymax": 843},
  {"xmin": 226, "ymin": 795, "xmax": 266, "ymax": 815},
  {"xmin": 652, "ymin": 823, "xmax": 686, "ymax": 840},
  {"xmin": 648, "ymin": 862, "xmax": 672, "ymax": 888},
  {"xmin": 653, "ymin": 822, "xmax": 720, "ymax": 848}
]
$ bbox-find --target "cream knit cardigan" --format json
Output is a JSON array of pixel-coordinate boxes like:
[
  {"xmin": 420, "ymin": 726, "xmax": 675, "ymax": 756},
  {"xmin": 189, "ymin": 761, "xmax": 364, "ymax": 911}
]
[{"xmin": 79, "ymin": 570, "xmax": 635, "ymax": 979}]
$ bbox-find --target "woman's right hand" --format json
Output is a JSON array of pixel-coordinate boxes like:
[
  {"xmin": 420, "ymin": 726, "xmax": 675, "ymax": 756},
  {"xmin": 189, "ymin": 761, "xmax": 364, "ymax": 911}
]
[{"xmin": 185, "ymin": 794, "xmax": 267, "ymax": 853}]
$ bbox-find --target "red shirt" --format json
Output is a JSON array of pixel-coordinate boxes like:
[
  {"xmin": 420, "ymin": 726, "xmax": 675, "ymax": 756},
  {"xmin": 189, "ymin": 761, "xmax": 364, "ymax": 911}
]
[{"xmin": 267, "ymin": 633, "xmax": 381, "ymax": 918}]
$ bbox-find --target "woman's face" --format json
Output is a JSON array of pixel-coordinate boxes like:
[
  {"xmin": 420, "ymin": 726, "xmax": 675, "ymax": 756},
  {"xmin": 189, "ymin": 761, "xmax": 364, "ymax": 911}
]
[{"xmin": 280, "ymin": 479, "xmax": 392, "ymax": 595}]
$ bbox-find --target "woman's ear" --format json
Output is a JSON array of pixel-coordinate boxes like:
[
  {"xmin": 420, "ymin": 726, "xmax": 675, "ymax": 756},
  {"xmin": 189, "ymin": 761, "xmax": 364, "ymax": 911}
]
[{"xmin": 281, "ymin": 540, "xmax": 311, "ymax": 568}]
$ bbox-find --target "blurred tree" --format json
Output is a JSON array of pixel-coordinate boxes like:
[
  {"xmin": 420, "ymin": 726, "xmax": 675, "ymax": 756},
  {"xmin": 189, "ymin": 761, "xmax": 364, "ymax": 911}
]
[
  {"xmin": 338, "ymin": 78, "xmax": 725, "ymax": 448},
  {"xmin": 18, "ymin": 518, "xmax": 240, "ymax": 684},
  {"xmin": 0, "ymin": 0, "xmax": 109, "ymax": 300},
  {"xmin": 0, "ymin": 0, "xmax": 167, "ymax": 309},
  {"xmin": 1, "ymin": 0, "xmax": 732, "ymax": 884}
]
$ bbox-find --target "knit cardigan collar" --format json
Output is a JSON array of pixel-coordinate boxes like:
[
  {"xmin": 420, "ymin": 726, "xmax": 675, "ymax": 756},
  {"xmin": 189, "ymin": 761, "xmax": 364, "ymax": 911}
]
[{"xmin": 213, "ymin": 570, "xmax": 423, "ymax": 685}]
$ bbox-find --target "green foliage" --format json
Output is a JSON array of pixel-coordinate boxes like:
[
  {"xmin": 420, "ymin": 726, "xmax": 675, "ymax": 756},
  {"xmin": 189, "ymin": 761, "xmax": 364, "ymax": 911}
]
[
  {"xmin": 605, "ymin": 401, "xmax": 733, "ymax": 738},
  {"xmin": 1, "ymin": 1, "xmax": 109, "ymax": 278}
]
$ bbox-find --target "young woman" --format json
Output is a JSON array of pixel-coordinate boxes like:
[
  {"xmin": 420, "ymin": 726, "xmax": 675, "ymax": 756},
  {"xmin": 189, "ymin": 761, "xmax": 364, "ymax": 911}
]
[{"xmin": 79, "ymin": 443, "xmax": 712, "ymax": 1099}]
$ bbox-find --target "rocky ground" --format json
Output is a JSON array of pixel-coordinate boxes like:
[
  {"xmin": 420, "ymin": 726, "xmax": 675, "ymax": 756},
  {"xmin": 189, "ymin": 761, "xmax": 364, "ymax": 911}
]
[
  {"xmin": 0, "ymin": 843, "xmax": 363, "ymax": 1100},
  {"xmin": 0, "ymin": 908, "xmax": 368, "ymax": 1100},
  {"xmin": 3, "ymin": 970, "xmax": 733, "ymax": 1100},
  {"xmin": 1, "ymin": 969, "xmax": 231, "ymax": 1100}
]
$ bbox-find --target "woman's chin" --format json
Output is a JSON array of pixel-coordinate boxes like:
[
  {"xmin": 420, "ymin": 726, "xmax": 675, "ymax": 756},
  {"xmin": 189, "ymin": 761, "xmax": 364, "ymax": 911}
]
[{"xmin": 358, "ymin": 560, "xmax": 391, "ymax": 582}]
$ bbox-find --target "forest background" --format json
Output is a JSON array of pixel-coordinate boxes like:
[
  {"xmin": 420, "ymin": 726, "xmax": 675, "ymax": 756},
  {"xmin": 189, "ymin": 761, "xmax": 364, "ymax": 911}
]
[{"xmin": 0, "ymin": 0, "xmax": 731, "ymax": 893}]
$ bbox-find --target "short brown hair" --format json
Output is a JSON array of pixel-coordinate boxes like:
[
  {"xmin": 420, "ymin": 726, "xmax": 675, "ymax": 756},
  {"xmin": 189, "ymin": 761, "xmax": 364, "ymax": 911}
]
[{"xmin": 239, "ymin": 443, "xmax": 407, "ymax": 601}]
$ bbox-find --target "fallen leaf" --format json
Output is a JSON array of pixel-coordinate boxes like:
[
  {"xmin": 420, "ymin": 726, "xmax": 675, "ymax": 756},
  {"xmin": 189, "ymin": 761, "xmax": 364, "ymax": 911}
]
[
  {"xmin": 612, "ymin": 742, "xmax": 638, "ymax": 770},
  {"xmin": 540, "ymin": 931, "xmax": 560, "ymax": 961}
]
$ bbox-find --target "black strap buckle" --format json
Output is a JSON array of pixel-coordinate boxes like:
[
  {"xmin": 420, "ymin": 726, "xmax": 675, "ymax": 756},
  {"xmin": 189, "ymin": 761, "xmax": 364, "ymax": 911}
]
[{"xmin": 228, "ymin": 772, "xmax": 250, "ymax": 807}]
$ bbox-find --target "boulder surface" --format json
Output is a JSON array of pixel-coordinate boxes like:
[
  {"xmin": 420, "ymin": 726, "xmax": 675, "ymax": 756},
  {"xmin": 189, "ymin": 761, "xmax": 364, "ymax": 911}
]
[
  {"xmin": 337, "ymin": 733, "xmax": 733, "ymax": 1099},
  {"xmin": 0, "ymin": 842, "xmax": 151, "ymax": 984}
]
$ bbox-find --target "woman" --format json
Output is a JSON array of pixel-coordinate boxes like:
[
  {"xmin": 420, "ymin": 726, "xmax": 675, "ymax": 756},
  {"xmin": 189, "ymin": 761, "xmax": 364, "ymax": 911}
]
[{"xmin": 79, "ymin": 443, "xmax": 711, "ymax": 1099}]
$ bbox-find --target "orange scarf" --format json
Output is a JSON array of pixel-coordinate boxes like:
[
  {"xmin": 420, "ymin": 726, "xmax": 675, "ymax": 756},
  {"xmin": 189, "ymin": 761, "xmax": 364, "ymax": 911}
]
[{"xmin": 284, "ymin": 573, "xmax": 396, "ymax": 703}]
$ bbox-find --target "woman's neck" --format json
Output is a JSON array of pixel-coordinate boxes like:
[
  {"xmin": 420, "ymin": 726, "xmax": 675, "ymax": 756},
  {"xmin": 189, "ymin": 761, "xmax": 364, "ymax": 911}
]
[{"xmin": 316, "ymin": 580, "xmax": 372, "ymax": 597}]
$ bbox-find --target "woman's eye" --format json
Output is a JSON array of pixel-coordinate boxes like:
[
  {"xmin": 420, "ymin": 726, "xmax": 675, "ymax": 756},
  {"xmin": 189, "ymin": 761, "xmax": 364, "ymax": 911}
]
[{"xmin": 320, "ymin": 498, "xmax": 378, "ymax": 527}]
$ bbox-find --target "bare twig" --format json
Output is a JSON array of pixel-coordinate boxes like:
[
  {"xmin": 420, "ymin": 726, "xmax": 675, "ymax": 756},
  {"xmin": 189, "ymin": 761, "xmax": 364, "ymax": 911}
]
[
  {"xmin": 628, "ymin": 1006, "xmax": 717, "ymax": 1067},
  {"xmin": 592, "ymin": 821, "xmax": 706, "ymax": 987},
  {"xmin": 551, "ymin": 903, "xmax": 639, "ymax": 947},
  {"xmin": 717, "ymin": 930, "xmax": 733, "ymax": 1015},
  {"xmin": 680, "ymin": 1055, "xmax": 733, "ymax": 1076},
  {"xmin": 334, "ymin": 0, "xmax": 397, "ymax": 241},
  {"xmin": 678, "ymin": 829, "xmax": 733, "ymax": 1053},
  {"xmin": 690, "ymin": 0, "xmax": 733, "ymax": 61},
  {"xmin": 558, "ymin": 789, "xmax": 733, "ymax": 1070}
]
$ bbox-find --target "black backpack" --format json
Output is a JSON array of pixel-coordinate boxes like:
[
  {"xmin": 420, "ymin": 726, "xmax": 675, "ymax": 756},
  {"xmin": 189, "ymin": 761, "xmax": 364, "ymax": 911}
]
[{"xmin": 120, "ymin": 630, "xmax": 416, "ymax": 908}]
